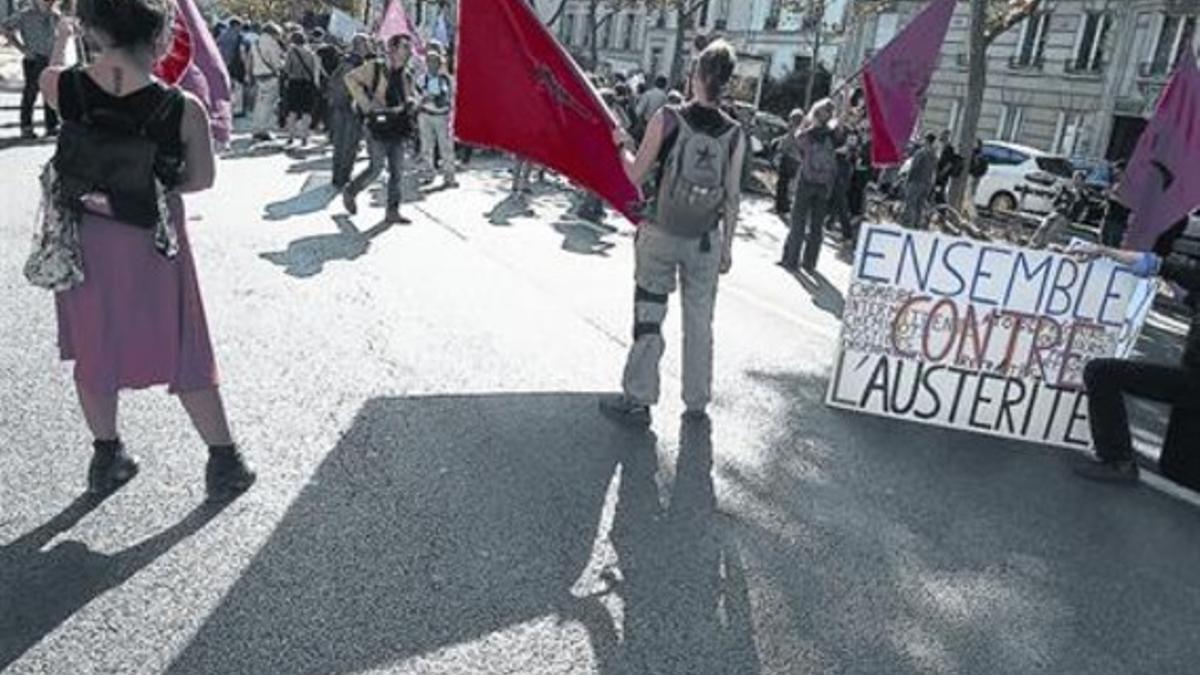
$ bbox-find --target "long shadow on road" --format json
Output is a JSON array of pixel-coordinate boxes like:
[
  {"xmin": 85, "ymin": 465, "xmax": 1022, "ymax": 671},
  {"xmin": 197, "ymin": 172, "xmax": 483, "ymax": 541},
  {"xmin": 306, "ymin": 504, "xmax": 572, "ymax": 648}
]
[
  {"xmin": 165, "ymin": 393, "xmax": 765, "ymax": 674},
  {"xmin": 733, "ymin": 370, "xmax": 1200, "ymax": 674},
  {"xmin": 165, "ymin": 394, "xmax": 613, "ymax": 673},
  {"xmin": 0, "ymin": 498, "xmax": 232, "ymax": 671}
]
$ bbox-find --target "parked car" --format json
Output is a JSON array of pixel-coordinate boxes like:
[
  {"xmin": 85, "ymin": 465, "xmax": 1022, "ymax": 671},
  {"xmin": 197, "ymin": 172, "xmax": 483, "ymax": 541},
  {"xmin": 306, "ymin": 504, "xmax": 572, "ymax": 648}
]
[{"xmin": 975, "ymin": 141, "xmax": 1074, "ymax": 215}]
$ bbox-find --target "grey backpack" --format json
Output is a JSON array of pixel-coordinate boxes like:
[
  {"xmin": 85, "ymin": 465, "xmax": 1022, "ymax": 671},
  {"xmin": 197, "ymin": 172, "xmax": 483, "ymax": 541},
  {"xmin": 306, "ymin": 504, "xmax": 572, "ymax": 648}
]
[{"xmin": 655, "ymin": 108, "xmax": 740, "ymax": 237}]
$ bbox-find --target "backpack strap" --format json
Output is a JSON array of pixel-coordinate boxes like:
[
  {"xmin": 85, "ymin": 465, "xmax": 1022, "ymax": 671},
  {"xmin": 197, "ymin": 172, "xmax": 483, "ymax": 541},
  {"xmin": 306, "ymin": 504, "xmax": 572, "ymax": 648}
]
[
  {"xmin": 137, "ymin": 86, "xmax": 182, "ymax": 138},
  {"xmin": 70, "ymin": 67, "xmax": 92, "ymax": 125}
]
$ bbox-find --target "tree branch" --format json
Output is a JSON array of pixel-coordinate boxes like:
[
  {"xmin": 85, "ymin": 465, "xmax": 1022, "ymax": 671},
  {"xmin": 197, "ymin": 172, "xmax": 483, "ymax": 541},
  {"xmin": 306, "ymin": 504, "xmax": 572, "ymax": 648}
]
[
  {"xmin": 678, "ymin": 0, "xmax": 708, "ymax": 21},
  {"xmin": 984, "ymin": 0, "xmax": 1044, "ymax": 44},
  {"xmin": 546, "ymin": 0, "xmax": 570, "ymax": 26}
]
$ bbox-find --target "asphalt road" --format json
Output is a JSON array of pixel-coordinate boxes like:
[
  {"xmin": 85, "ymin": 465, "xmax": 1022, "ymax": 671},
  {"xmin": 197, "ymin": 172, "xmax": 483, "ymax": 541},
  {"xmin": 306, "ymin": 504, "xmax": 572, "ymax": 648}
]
[{"xmin": 3, "ymin": 98, "xmax": 1200, "ymax": 674}]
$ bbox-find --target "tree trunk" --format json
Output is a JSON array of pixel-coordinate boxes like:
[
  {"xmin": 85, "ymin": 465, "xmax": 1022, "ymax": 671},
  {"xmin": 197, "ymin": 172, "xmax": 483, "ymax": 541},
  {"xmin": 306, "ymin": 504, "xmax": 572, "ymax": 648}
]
[
  {"xmin": 950, "ymin": 0, "xmax": 988, "ymax": 210},
  {"xmin": 588, "ymin": 0, "xmax": 599, "ymax": 70},
  {"xmin": 805, "ymin": 26, "xmax": 822, "ymax": 107},
  {"xmin": 670, "ymin": 3, "xmax": 688, "ymax": 88}
]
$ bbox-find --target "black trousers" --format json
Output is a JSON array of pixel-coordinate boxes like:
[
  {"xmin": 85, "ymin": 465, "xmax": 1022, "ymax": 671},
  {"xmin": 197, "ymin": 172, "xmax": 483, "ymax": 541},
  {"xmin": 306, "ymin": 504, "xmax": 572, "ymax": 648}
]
[
  {"xmin": 1084, "ymin": 358, "xmax": 1200, "ymax": 461},
  {"xmin": 774, "ymin": 160, "xmax": 796, "ymax": 213},
  {"xmin": 21, "ymin": 57, "xmax": 58, "ymax": 133}
]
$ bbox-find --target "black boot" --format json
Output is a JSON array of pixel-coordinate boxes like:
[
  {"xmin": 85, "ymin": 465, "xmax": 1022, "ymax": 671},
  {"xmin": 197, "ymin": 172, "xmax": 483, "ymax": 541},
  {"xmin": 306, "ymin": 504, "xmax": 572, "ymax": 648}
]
[
  {"xmin": 205, "ymin": 445, "xmax": 256, "ymax": 503},
  {"xmin": 87, "ymin": 439, "xmax": 139, "ymax": 496}
]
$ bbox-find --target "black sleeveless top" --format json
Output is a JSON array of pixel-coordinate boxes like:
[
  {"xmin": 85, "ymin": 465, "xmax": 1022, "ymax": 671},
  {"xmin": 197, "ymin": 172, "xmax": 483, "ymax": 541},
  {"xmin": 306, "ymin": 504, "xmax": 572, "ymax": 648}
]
[{"xmin": 56, "ymin": 67, "xmax": 186, "ymax": 183}]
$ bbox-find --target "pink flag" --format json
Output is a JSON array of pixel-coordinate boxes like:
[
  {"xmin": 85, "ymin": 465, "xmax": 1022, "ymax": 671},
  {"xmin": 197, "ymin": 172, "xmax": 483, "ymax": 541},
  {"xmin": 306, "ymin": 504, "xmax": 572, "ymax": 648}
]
[
  {"xmin": 1120, "ymin": 53, "xmax": 1200, "ymax": 251},
  {"xmin": 862, "ymin": 0, "xmax": 956, "ymax": 166},
  {"xmin": 376, "ymin": 0, "xmax": 425, "ymax": 54},
  {"xmin": 153, "ymin": 0, "xmax": 233, "ymax": 145}
]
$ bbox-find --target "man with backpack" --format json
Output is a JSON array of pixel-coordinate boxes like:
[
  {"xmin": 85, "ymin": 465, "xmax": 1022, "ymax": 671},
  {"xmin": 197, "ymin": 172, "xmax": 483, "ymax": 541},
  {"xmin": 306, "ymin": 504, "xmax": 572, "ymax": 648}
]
[
  {"xmin": 779, "ymin": 99, "xmax": 837, "ymax": 273},
  {"xmin": 600, "ymin": 40, "xmax": 745, "ymax": 426}
]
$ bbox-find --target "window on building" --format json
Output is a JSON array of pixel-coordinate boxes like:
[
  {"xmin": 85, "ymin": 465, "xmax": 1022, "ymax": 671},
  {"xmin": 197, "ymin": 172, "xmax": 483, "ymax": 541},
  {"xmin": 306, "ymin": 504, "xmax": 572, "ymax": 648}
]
[
  {"xmin": 622, "ymin": 14, "xmax": 635, "ymax": 51},
  {"xmin": 656, "ymin": 10, "xmax": 666, "ymax": 29},
  {"xmin": 1150, "ymin": 14, "xmax": 1197, "ymax": 76},
  {"xmin": 947, "ymin": 99, "xmax": 964, "ymax": 138},
  {"xmin": 562, "ymin": 14, "xmax": 574, "ymax": 44},
  {"xmin": 997, "ymin": 104, "xmax": 1025, "ymax": 142},
  {"xmin": 601, "ymin": 14, "xmax": 613, "ymax": 48},
  {"xmin": 793, "ymin": 54, "xmax": 813, "ymax": 74},
  {"xmin": 874, "ymin": 13, "xmax": 899, "ymax": 50},
  {"xmin": 1014, "ymin": 13, "xmax": 1051, "ymax": 68},
  {"xmin": 650, "ymin": 47, "xmax": 663, "ymax": 76},
  {"xmin": 1053, "ymin": 112, "xmax": 1088, "ymax": 155},
  {"xmin": 1071, "ymin": 12, "xmax": 1112, "ymax": 73}
]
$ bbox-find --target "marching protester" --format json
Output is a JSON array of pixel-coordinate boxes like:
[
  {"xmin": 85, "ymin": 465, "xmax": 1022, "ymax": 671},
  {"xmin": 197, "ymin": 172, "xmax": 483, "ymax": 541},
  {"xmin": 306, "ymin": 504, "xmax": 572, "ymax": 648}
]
[
  {"xmin": 312, "ymin": 28, "xmax": 341, "ymax": 132},
  {"xmin": 214, "ymin": 16, "xmax": 247, "ymax": 117},
  {"xmin": 771, "ymin": 108, "xmax": 804, "ymax": 216},
  {"xmin": 1073, "ymin": 222, "xmax": 1200, "ymax": 483},
  {"xmin": 900, "ymin": 133, "xmax": 937, "ymax": 229},
  {"xmin": 600, "ymin": 39, "xmax": 745, "ymax": 426},
  {"xmin": 827, "ymin": 123, "xmax": 855, "ymax": 243},
  {"xmin": 342, "ymin": 33, "xmax": 416, "ymax": 224},
  {"xmin": 328, "ymin": 33, "xmax": 371, "ymax": 189},
  {"xmin": 2, "ymin": 0, "xmax": 61, "ymax": 139},
  {"xmin": 933, "ymin": 129, "xmax": 962, "ymax": 205},
  {"xmin": 249, "ymin": 22, "xmax": 285, "ymax": 142},
  {"xmin": 281, "ymin": 30, "xmax": 321, "ymax": 147},
  {"xmin": 416, "ymin": 43, "xmax": 457, "ymax": 188},
  {"xmin": 37, "ymin": 0, "xmax": 254, "ymax": 501},
  {"xmin": 634, "ymin": 74, "xmax": 669, "ymax": 136},
  {"xmin": 966, "ymin": 138, "xmax": 988, "ymax": 213},
  {"xmin": 779, "ymin": 99, "xmax": 836, "ymax": 273},
  {"xmin": 1101, "ymin": 161, "xmax": 1130, "ymax": 248}
]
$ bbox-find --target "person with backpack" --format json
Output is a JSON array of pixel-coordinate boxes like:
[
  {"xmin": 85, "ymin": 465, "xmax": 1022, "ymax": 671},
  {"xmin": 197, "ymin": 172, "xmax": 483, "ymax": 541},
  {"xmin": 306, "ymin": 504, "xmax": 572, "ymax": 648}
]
[
  {"xmin": 281, "ymin": 30, "xmax": 321, "ymax": 147},
  {"xmin": 328, "ymin": 33, "xmax": 370, "ymax": 189},
  {"xmin": 249, "ymin": 22, "xmax": 285, "ymax": 142},
  {"xmin": 966, "ymin": 139, "xmax": 989, "ymax": 214},
  {"xmin": 600, "ymin": 39, "xmax": 745, "ymax": 426},
  {"xmin": 214, "ymin": 17, "xmax": 247, "ymax": 117},
  {"xmin": 35, "ymin": 0, "xmax": 254, "ymax": 502},
  {"xmin": 779, "ymin": 98, "xmax": 837, "ymax": 273},
  {"xmin": 415, "ymin": 44, "xmax": 457, "ymax": 189},
  {"xmin": 342, "ymin": 33, "xmax": 416, "ymax": 225}
]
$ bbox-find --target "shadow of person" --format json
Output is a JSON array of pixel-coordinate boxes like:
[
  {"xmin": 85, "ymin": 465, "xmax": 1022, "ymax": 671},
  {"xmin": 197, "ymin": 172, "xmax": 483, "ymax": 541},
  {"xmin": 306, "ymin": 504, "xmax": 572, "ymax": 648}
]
[
  {"xmin": 263, "ymin": 179, "xmax": 340, "ymax": 221},
  {"xmin": 0, "ymin": 497, "xmax": 232, "ymax": 670},
  {"xmin": 166, "ymin": 393, "xmax": 627, "ymax": 675},
  {"xmin": 486, "ymin": 192, "xmax": 536, "ymax": 226},
  {"xmin": 610, "ymin": 417, "xmax": 762, "ymax": 675},
  {"xmin": 794, "ymin": 269, "xmax": 845, "ymax": 319},
  {"xmin": 259, "ymin": 215, "xmax": 394, "ymax": 278},
  {"xmin": 553, "ymin": 220, "xmax": 617, "ymax": 256}
]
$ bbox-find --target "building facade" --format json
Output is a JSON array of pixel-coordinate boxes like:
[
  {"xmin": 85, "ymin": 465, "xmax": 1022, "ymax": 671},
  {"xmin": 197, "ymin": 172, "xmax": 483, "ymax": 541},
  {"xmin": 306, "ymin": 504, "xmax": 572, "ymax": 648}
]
[
  {"xmin": 839, "ymin": 0, "xmax": 1200, "ymax": 161},
  {"xmin": 550, "ymin": 0, "xmax": 848, "ymax": 83}
]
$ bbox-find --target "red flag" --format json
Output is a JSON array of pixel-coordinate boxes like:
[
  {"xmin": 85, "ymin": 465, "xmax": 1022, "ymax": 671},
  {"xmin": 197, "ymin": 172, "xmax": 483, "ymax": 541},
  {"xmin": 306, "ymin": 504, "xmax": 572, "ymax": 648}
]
[
  {"xmin": 154, "ymin": 11, "xmax": 193, "ymax": 85},
  {"xmin": 453, "ymin": 0, "xmax": 642, "ymax": 222},
  {"xmin": 1120, "ymin": 53, "xmax": 1200, "ymax": 251},
  {"xmin": 862, "ymin": 0, "xmax": 956, "ymax": 166}
]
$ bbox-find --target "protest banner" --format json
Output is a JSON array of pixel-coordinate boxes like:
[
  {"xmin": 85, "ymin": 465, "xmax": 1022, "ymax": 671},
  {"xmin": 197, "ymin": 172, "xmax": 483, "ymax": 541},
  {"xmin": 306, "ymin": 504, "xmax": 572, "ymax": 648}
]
[{"xmin": 826, "ymin": 223, "xmax": 1155, "ymax": 450}]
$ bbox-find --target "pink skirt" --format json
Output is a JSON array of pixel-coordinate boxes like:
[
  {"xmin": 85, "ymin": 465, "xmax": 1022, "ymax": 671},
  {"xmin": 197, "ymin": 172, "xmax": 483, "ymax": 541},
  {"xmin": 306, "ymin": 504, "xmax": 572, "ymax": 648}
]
[{"xmin": 55, "ymin": 195, "xmax": 218, "ymax": 395}]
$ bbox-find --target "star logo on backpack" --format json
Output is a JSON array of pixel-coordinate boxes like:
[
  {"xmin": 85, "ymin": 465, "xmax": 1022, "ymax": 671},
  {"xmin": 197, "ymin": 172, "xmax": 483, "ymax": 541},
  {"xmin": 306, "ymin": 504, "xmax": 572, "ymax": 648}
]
[{"xmin": 694, "ymin": 145, "xmax": 715, "ymax": 170}]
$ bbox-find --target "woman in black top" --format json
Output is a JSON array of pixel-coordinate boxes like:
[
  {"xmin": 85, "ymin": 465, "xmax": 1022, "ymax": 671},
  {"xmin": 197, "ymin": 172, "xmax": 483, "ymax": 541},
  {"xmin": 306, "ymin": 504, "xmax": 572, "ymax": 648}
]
[{"xmin": 38, "ymin": 0, "xmax": 254, "ymax": 502}]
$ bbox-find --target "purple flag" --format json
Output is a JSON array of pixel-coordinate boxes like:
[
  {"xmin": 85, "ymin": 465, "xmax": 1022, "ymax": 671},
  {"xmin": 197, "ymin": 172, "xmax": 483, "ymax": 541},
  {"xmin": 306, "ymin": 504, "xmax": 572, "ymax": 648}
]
[
  {"xmin": 155, "ymin": 0, "xmax": 232, "ymax": 145},
  {"xmin": 862, "ymin": 0, "xmax": 956, "ymax": 166},
  {"xmin": 1120, "ymin": 53, "xmax": 1200, "ymax": 251}
]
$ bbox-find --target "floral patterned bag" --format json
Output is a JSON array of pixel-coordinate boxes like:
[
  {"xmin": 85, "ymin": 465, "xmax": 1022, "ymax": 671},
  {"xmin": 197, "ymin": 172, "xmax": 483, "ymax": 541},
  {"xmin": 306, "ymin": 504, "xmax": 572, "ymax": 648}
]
[{"xmin": 24, "ymin": 162, "xmax": 85, "ymax": 292}]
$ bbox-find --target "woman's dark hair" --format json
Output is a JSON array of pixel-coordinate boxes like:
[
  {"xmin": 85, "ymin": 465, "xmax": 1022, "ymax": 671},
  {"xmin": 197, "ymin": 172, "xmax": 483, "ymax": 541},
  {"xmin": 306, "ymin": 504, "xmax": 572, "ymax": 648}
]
[
  {"xmin": 694, "ymin": 39, "xmax": 736, "ymax": 102},
  {"xmin": 290, "ymin": 31, "xmax": 307, "ymax": 46},
  {"xmin": 78, "ymin": 0, "xmax": 171, "ymax": 50}
]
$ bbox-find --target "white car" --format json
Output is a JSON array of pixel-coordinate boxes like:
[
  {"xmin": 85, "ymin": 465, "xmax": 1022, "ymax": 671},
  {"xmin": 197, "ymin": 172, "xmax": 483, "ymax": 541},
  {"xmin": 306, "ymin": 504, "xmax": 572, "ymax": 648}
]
[{"xmin": 975, "ymin": 141, "xmax": 1075, "ymax": 215}]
